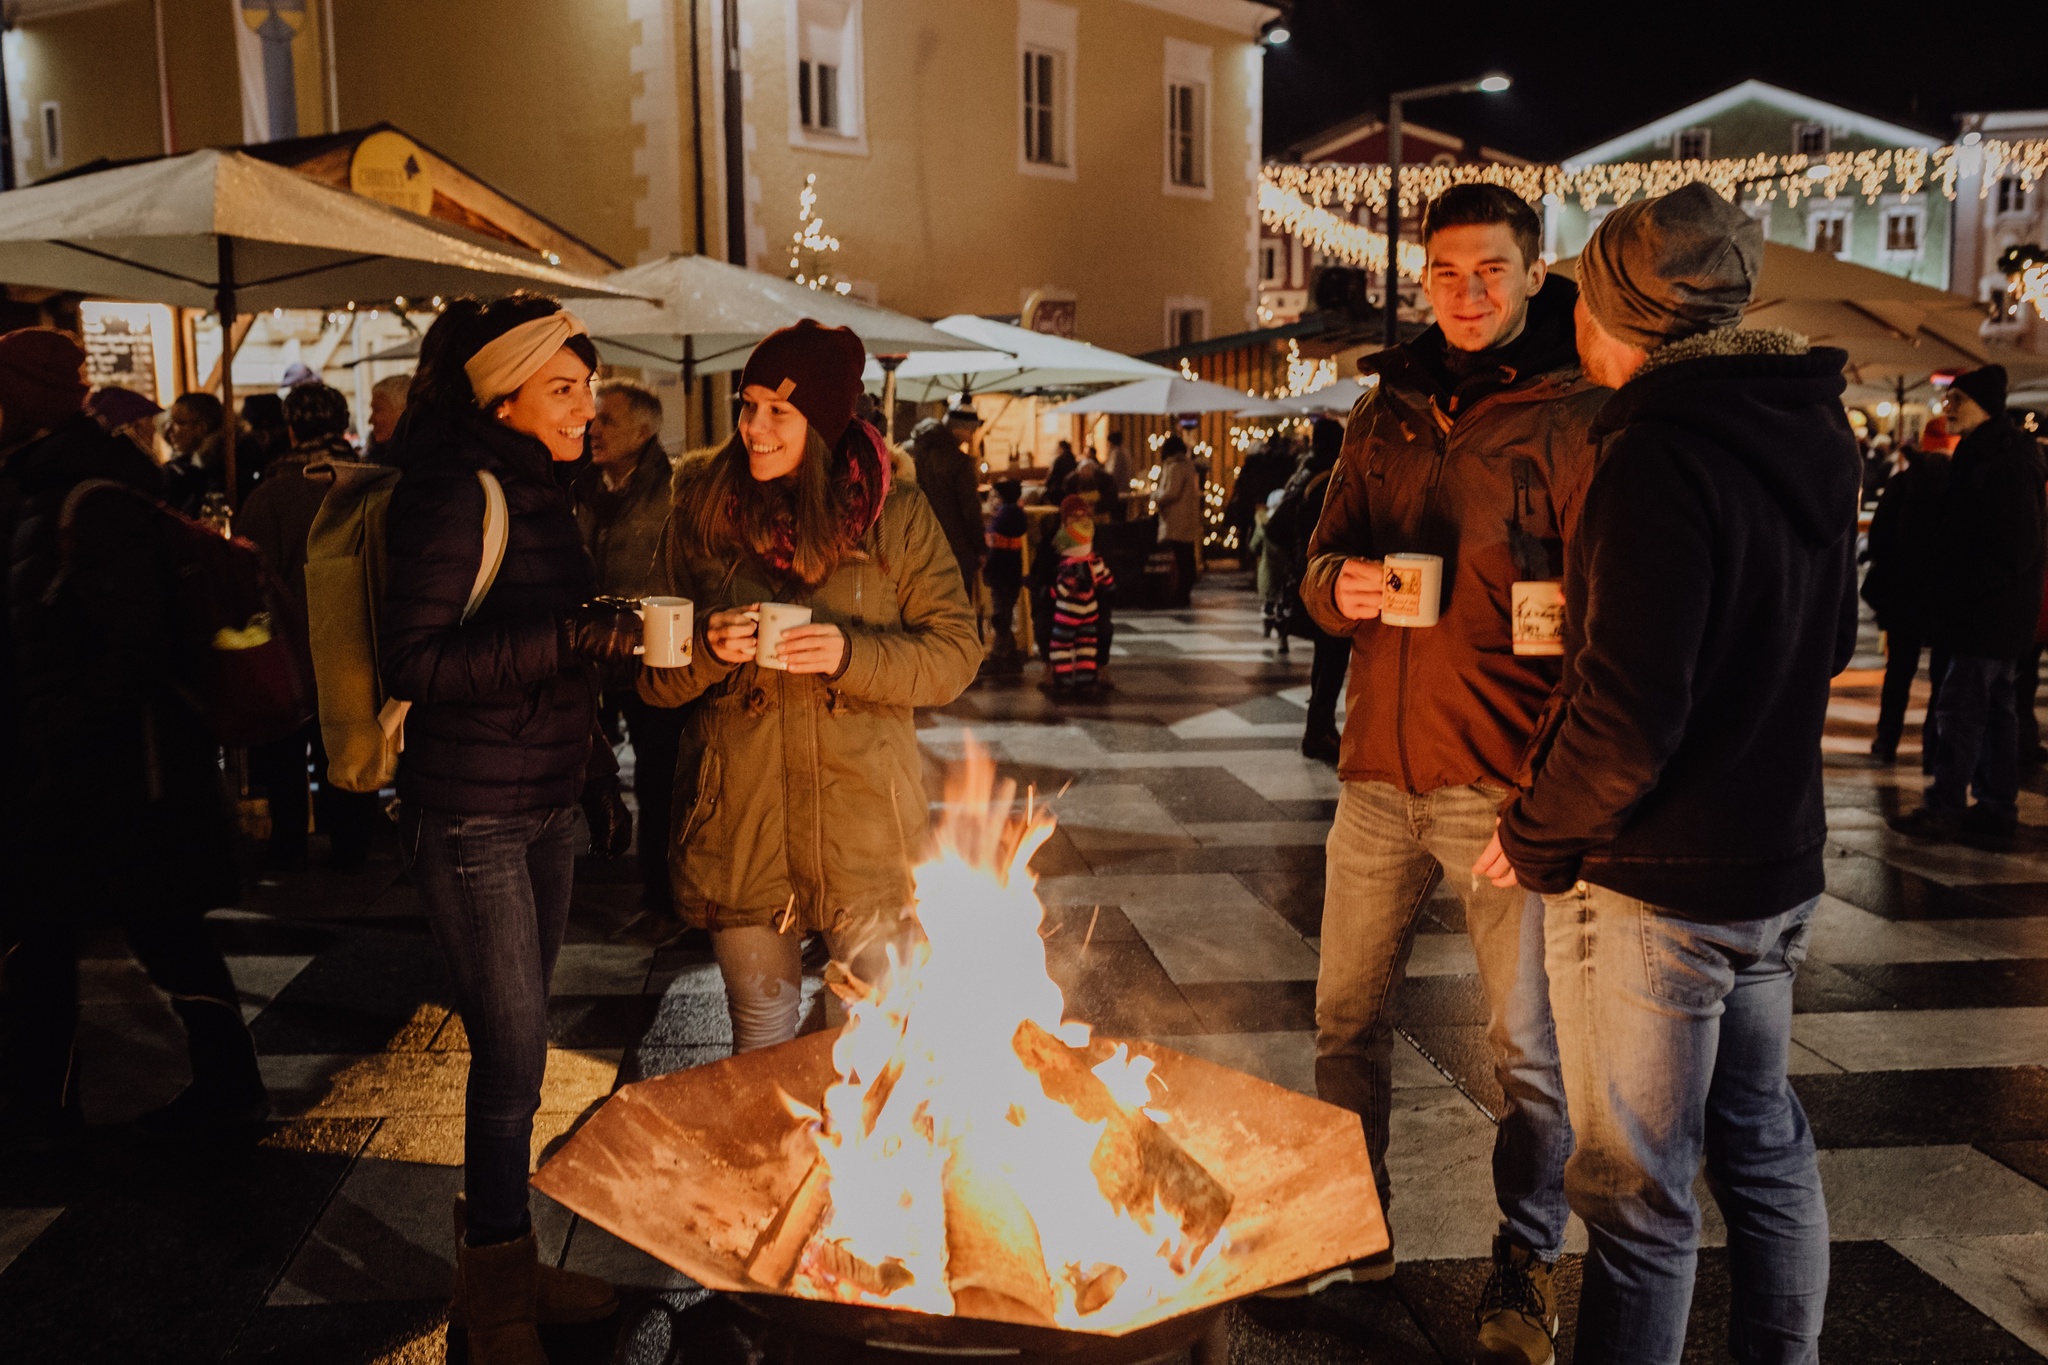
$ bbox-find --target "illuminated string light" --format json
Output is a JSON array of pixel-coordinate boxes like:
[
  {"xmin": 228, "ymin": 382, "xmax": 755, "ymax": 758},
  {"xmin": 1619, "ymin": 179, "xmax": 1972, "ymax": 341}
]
[
  {"xmin": 1261, "ymin": 139, "xmax": 2048, "ymax": 272},
  {"xmin": 788, "ymin": 172, "xmax": 854, "ymax": 296}
]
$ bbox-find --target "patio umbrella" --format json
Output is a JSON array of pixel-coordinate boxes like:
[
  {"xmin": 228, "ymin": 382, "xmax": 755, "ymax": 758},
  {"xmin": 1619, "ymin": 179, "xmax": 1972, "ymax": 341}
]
[
  {"xmin": 862, "ymin": 315, "xmax": 1175, "ymax": 404},
  {"xmin": 1047, "ymin": 374, "xmax": 1270, "ymax": 416},
  {"xmin": 573, "ymin": 253, "xmax": 979, "ymax": 380},
  {"xmin": 0, "ymin": 147, "xmax": 636, "ymax": 501}
]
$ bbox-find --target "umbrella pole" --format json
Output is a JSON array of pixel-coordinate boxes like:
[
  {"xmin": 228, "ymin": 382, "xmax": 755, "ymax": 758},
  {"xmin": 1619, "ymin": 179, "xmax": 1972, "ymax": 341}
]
[
  {"xmin": 683, "ymin": 333, "xmax": 699, "ymax": 447},
  {"xmin": 215, "ymin": 236, "xmax": 240, "ymax": 512},
  {"xmin": 879, "ymin": 356, "xmax": 902, "ymax": 443}
]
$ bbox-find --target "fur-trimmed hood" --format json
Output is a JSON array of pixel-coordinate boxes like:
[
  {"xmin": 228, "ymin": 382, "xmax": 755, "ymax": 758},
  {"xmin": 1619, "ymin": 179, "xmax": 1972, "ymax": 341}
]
[{"xmin": 1594, "ymin": 327, "xmax": 1857, "ymax": 546}]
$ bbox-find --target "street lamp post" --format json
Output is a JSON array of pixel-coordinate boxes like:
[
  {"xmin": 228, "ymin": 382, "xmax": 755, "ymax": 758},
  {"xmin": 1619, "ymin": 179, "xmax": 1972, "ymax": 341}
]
[{"xmin": 1383, "ymin": 74, "xmax": 1511, "ymax": 347}]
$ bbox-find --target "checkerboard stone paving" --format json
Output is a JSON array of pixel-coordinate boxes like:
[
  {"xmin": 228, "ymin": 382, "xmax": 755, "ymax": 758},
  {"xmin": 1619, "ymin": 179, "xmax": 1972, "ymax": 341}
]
[{"xmin": 2, "ymin": 576, "xmax": 2045, "ymax": 1363}]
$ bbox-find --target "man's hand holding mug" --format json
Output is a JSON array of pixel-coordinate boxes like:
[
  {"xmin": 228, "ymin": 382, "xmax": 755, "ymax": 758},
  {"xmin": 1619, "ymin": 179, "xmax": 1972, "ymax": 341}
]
[{"xmin": 1335, "ymin": 557, "xmax": 1384, "ymax": 621}]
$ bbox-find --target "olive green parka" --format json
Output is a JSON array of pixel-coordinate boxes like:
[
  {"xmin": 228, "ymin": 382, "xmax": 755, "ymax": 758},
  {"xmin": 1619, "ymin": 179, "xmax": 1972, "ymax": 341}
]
[{"xmin": 635, "ymin": 462, "xmax": 980, "ymax": 934}]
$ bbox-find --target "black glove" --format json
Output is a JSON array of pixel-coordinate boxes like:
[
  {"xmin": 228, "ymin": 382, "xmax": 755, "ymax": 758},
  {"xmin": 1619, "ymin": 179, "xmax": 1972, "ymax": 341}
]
[
  {"xmin": 581, "ymin": 779, "xmax": 633, "ymax": 859},
  {"xmin": 559, "ymin": 596, "xmax": 643, "ymax": 666}
]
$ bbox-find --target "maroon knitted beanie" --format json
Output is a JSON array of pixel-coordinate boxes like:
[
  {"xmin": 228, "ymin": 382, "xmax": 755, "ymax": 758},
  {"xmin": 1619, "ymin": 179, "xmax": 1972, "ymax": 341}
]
[
  {"xmin": 0, "ymin": 327, "xmax": 90, "ymax": 446},
  {"xmin": 738, "ymin": 319, "xmax": 866, "ymax": 447}
]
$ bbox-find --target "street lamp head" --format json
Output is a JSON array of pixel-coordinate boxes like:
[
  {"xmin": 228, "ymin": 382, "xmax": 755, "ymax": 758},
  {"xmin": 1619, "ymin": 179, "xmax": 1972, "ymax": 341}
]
[
  {"xmin": 1261, "ymin": 18, "xmax": 1289, "ymax": 44},
  {"xmin": 1477, "ymin": 75, "xmax": 1511, "ymax": 93}
]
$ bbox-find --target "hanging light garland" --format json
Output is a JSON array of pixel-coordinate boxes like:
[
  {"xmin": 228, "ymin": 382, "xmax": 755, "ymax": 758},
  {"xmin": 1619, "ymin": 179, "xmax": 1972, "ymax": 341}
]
[
  {"xmin": 1263, "ymin": 138, "xmax": 2048, "ymax": 274},
  {"xmin": 789, "ymin": 172, "xmax": 853, "ymax": 296}
]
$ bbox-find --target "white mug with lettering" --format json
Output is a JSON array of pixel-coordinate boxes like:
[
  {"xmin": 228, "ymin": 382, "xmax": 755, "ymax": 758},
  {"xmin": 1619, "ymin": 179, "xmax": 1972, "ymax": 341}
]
[
  {"xmin": 753, "ymin": 602, "xmax": 814, "ymax": 670},
  {"xmin": 638, "ymin": 596, "xmax": 693, "ymax": 668},
  {"xmin": 1380, "ymin": 553, "xmax": 1443, "ymax": 628},
  {"xmin": 1510, "ymin": 581, "xmax": 1565, "ymax": 657}
]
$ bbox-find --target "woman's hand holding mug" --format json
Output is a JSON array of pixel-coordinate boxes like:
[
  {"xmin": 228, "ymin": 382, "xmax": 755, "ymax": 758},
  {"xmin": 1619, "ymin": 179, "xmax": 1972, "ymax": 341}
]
[
  {"xmin": 775, "ymin": 622, "xmax": 847, "ymax": 675},
  {"xmin": 1335, "ymin": 557, "xmax": 1385, "ymax": 621},
  {"xmin": 706, "ymin": 603, "xmax": 761, "ymax": 664}
]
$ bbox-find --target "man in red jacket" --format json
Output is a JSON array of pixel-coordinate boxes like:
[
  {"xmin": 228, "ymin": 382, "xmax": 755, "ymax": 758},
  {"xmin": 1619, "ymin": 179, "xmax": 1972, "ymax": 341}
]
[{"xmin": 1293, "ymin": 185, "xmax": 1606, "ymax": 1364}]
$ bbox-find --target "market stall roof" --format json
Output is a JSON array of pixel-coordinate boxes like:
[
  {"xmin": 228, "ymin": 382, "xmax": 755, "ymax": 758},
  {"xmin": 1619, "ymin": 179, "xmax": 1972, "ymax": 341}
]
[
  {"xmin": 575, "ymin": 254, "xmax": 979, "ymax": 374},
  {"xmin": 1047, "ymin": 375, "xmax": 1270, "ymax": 416},
  {"xmin": 0, "ymin": 147, "xmax": 635, "ymax": 310},
  {"xmin": 863, "ymin": 315, "xmax": 1176, "ymax": 402}
]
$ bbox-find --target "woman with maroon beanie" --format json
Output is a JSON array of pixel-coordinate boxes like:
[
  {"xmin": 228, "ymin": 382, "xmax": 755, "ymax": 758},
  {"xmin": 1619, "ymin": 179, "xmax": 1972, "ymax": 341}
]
[{"xmin": 638, "ymin": 319, "xmax": 979, "ymax": 1050}]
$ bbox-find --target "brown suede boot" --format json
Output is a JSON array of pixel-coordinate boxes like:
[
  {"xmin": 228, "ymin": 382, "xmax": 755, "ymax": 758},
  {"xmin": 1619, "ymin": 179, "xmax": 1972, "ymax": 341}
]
[
  {"xmin": 451, "ymin": 1198, "xmax": 618, "ymax": 1327},
  {"xmin": 454, "ymin": 1231, "xmax": 548, "ymax": 1365}
]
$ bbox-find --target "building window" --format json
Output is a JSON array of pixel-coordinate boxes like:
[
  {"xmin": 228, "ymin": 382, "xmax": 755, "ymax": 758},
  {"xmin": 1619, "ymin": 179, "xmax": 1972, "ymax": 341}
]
[
  {"xmin": 1809, "ymin": 210, "xmax": 1849, "ymax": 259},
  {"xmin": 1675, "ymin": 126, "xmax": 1710, "ymax": 161},
  {"xmin": 39, "ymin": 101, "xmax": 61, "ymax": 170},
  {"xmin": 1161, "ymin": 37, "xmax": 1213, "ymax": 199},
  {"xmin": 1165, "ymin": 299, "xmax": 1208, "ymax": 347},
  {"xmin": 788, "ymin": 0, "xmax": 865, "ymax": 152},
  {"xmin": 1880, "ymin": 206, "xmax": 1923, "ymax": 256},
  {"xmin": 1017, "ymin": 0, "xmax": 1077, "ymax": 181},
  {"xmin": 1792, "ymin": 121, "xmax": 1829, "ymax": 157},
  {"xmin": 1998, "ymin": 176, "xmax": 2029, "ymax": 216},
  {"xmin": 1023, "ymin": 48, "xmax": 1064, "ymax": 165},
  {"xmin": 1742, "ymin": 199, "xmax": 1771, "ymax": 239},
  {"xmin": 1259, "ymin": 240, "xmax": 1283, "ymax": 285}
]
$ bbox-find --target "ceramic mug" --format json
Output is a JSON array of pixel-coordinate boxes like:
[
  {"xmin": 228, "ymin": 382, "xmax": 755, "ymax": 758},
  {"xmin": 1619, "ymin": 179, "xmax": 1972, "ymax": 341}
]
[
  {"xmin": 753, "ymin": 602, "xmax": 814, "ymax": 670},
  {"xmin": 639, "ymin": 596, "xmax": 693, "ymax": 668},
  {"xmin": 1510, "ymin": 581, "xmax": 1565, "ymax": 657},
  {"xmin": 1380, "ymin": 553, "xmax": 1443, "ymax": 628}
]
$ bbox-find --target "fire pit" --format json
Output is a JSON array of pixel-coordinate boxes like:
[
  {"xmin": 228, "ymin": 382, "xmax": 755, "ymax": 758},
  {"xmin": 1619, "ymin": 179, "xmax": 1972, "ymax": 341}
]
[{"xmin": 532, "ymin": 745, "xmax": 1386, "ymax": 1359}]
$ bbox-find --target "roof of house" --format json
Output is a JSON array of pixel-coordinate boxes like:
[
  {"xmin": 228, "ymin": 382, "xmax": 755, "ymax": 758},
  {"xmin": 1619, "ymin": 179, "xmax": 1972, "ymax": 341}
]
[
  {"xmin": 1287, "ymin": 112, "xmax": 1530, "ymax": 166},
  {"xmin": 1566, "ymin": 79, "xmax": 1943, "ymax": 165}
]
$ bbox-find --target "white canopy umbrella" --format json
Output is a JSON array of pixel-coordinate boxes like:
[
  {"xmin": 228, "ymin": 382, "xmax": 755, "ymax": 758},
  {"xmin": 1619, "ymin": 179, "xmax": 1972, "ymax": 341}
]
[
  {"xmin": 0, "ymin": 147, "xmax": 639, "ymax": 498},
  {"xmin": 574, "ymin": 254, "xmax": 979, "ymax": 381},
  {"xmin": 1047, "ymin": 374, "xmax": 1270, "ymax": 416},
  {"xmin": 866, "ymin": 314, "xmax": 1174, "ymax": 403}
]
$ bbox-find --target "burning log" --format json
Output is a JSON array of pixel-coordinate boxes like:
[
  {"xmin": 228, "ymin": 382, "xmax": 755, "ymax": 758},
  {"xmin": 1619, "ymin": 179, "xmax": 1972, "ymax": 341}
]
[
  {"xmin": 942, "ymin": 1149, "xmax": 1060, "ymax": 1326},
  {"xmin": 1012, "ymin": 1020, "xmax": 1234, "ymax": 1264},
  {"xmin": 744, "ymin": 1158, "xmax": 833, "ymax": 1290}
]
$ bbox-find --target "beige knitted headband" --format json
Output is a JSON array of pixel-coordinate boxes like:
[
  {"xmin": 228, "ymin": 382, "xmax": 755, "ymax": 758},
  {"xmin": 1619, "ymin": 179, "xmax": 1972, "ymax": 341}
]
[{"xmin": 465, "ymin": 311, "xmax": 590, "ymax": 407}]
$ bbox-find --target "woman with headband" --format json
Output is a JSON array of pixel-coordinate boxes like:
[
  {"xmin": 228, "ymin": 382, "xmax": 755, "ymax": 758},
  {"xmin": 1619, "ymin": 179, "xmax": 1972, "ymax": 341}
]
[
  {"xmin": 381, "ymin": 294, "xmax": 635, "ymax": 1361},
  {"xmin": 637, "ymin": 319, "xmax": 980, "ymax": 1052}
]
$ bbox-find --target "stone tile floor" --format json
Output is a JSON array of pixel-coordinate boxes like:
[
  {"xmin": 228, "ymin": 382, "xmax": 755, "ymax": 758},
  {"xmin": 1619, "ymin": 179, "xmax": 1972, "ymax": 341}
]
[{"xmin": 2, "ymin": 574, "xmax": 2045, "ymax": 1363}]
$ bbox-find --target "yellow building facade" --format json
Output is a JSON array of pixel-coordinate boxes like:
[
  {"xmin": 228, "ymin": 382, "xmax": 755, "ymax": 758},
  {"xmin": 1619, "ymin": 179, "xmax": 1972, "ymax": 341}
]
[{"xmin": 3, "ymin": 0, "xmax": 1271, "ymax": 357}]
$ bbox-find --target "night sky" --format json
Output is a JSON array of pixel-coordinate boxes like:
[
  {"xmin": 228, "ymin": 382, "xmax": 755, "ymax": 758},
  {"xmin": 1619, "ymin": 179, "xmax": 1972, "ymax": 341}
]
[{"xmin": 1262, "ymin": 0, "xmax": 2048, "ymax": 161}]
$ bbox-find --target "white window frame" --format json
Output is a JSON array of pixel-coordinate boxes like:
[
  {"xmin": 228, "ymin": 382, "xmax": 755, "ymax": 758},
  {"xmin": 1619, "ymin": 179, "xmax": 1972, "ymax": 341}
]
[
  {"xmin": 1258, "ymin": 239, "xmax": 1283, "ymax": 285},
  {"xmin": 1164, "ymin": 295, "xmax": 1209, "ymax": 348},
  {"xmin": 1808, "ymin": 208, "xmax": 1850, "ymax": 260},
  {"xmin": 1791, "ymin": 120, "xmax": 1829, "ymax": 157},
  {"xmin": 1674, "ymin": 126, "xmax": 1710, "ymax": 161},
  {"xmin": 785, "ymin": 0, "xmax": 868, "ymax": 157},
  {"xmin": 1996, "ymin": 176, "xmax": 2029, "ymax": 217},
  {"xmin": 1161, "ymin": 37, "xmax": 1213, "ymax": 200},
  {"xmin": 1017, "ymin": 0, "xmax": 1076, "ymax": 182},
  {"xmin": 39, "ymin": 100, "xmax": 61, "ymax": 170},
  {"xmin": 1742, "ymin": 199, "xmax": 1771, "ymax": 240},
  {"xmin": 1879, "ymin": 199, "xmax": 1926, "ymax": 260}
]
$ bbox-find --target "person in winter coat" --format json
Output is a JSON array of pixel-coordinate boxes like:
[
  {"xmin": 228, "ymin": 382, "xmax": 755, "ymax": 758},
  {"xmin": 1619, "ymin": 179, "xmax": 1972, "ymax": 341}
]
[
  {"xmin": 1861, "ymin": 438, "xmax": 1953, "ymax": 764},
  {"xmin": 1152, "ymin": 434, "xmax": 1202, "ymax": 605},
  {"xmin": 1476, "ymin": 182, "xmax": 1856, "ymax": 1365},
  {"xmin": 1, "ymin": 329, "xmax": 265, "ymax": 1154},
  {"xmin": 239, "ymin": 382, "xmax": 379, "ymax": 870},
  {"xmin": 1226, "ymin": 430, "xmax": 1295, "ymax": 556},
  {"xmin": 1294, "ymin": 185, "xmax": 1604, "ymax": 1354},
  {"xmin": 1043, "ymin": 441, "xmax": 1077, "ymax": 504},
  {"xmin": 162, "ymin": 390, "xmax": 227, "ymax": 515},
  {"xmin": 380, "ymin": 295, "xmax": 630, "ymax": 1360},
  {"xmin": 1890, "ymin": 365, "xmax": 2048, "ymax": 847},
  {"xmin": 575, "ymin": 379, "xmax": 687, "ymax": 915},
  {"xmin": 636, "ymin": 320, "xmax": 980, "ymax": 1054},
  {"xmin": 1275, "ymin": 418, "xmax": 1348, "ymax": 761},
  {"xmin": 907, "ymin": 408, "xmax": 987, "ymax": 593},
  {"xmin": 984, "ymin": 477, "xmax": 1028, "ymax": 672}
]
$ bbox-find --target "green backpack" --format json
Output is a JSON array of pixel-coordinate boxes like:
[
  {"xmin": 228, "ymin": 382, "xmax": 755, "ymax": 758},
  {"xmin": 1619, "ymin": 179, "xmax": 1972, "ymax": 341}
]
[{"xmin": 302, "ymin": 461, "xmax": 507, "ymax": 794}]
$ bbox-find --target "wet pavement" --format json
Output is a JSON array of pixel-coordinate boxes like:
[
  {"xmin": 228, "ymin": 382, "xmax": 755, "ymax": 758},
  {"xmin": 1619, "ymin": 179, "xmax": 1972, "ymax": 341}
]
[{"xmin": 2, "ymin": 573, "xmax": 2044, "ymax": 1363}]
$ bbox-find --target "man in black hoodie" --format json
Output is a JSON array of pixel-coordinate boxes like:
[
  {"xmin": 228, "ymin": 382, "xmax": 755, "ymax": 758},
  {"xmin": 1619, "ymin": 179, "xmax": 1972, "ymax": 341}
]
[
  {"xmin": 1477, "ymin": 183, "xmax": 1856, "ymax": 1365},
  {"xmin": 1889, "ymin": 365, "xmax": 2047, "ymax": 848}
]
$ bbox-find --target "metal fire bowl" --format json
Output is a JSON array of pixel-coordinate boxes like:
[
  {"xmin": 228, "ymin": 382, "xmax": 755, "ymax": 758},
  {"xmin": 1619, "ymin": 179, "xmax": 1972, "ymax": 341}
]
[
  {"xmin": 730, "ymin": 1294, "xmax": 1226, "ymax": 1362},
  {"xmin": 532, "ymin": 1030, "xmax": 1387, "ymax": 1338}
]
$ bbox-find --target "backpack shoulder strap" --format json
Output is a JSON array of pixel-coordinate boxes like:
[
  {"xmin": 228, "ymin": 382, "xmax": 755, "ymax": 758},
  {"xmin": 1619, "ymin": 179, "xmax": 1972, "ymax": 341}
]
[{"xmin": 463, "ymin": 469, "xmax": 508, "ymax": 622}]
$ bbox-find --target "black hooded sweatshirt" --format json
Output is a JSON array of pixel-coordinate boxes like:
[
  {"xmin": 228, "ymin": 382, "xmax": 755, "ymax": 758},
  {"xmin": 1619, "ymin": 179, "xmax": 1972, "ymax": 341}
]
[{"xmin": 1498, "ymin": 330, "xmax": 1861, "ymax": 920}]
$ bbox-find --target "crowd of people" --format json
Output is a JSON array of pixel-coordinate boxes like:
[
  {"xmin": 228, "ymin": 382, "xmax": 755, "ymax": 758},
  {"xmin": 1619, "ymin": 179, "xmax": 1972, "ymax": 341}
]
[{"xmin": 2, "ymin": 169, "xmax": 2039, "ymax": 1365}]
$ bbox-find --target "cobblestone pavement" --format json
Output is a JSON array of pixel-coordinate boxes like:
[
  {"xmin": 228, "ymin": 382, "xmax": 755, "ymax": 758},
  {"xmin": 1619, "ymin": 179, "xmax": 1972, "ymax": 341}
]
[{"xmin": 2, "ymin": 575, "xmax": 2045, "ymax": 1363}]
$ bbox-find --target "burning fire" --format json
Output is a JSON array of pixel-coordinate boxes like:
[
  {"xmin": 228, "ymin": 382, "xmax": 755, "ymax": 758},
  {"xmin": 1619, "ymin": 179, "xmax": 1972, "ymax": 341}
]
[{"xmin": 757, "ymin": 741, "xmax": 1233, "ymax": 1329}]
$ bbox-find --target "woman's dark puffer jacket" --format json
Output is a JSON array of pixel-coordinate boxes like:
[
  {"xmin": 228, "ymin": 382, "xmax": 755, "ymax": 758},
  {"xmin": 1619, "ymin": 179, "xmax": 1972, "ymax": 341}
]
[{"xmin": 381, "ymin": 413, "xmax": 598, "ymax": 814}]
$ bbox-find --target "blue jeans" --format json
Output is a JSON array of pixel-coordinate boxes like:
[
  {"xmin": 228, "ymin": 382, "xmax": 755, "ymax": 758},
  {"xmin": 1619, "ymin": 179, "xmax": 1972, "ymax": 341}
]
[
  {"xmin": 1929, "ymin": 654, "xmax": 2019, "ymax": 821},
  {"xmin": 1315, "ymin": 780, "xmax": 1573, "ymax": 1258},
  {"xmin": 401, "ymin": 804, "xmax": 576, "ymax": 1243},
  {"xmin": 1545, "ymin": 883, "xmax": 1827, "ymax": 1365}
]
